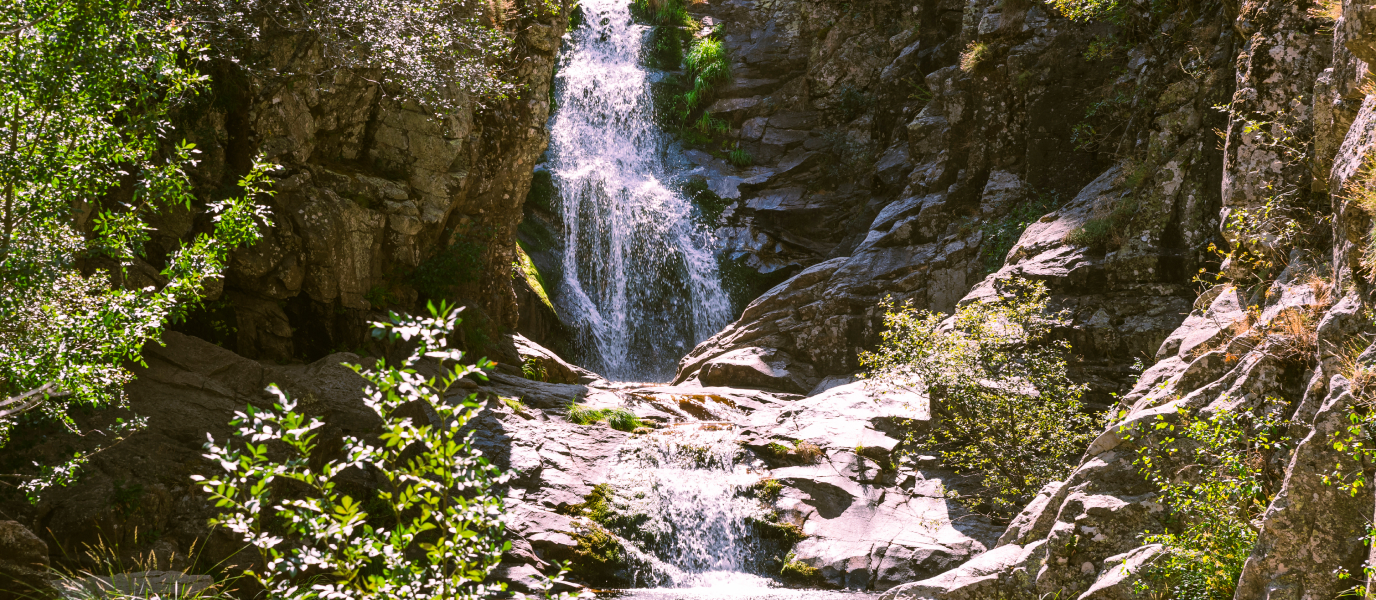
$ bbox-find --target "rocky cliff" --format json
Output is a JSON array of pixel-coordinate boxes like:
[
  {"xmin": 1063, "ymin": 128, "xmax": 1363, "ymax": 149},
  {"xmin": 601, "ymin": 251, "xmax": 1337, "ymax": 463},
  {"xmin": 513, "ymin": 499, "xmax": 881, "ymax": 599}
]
[
  {"xmin": 671, "ymin": 0, "xmax": 1376, "ymax": 596},
  {"xmin": 160, "ymin": 3, "xmax": 568, "ymax": 365}
]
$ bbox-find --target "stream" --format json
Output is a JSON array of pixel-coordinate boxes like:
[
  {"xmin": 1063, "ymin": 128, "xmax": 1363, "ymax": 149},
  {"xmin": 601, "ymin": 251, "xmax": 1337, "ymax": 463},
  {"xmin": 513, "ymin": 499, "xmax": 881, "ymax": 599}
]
[{"xmin": 540, "ymin": 1, "xmax": 874, "ymax": 598}]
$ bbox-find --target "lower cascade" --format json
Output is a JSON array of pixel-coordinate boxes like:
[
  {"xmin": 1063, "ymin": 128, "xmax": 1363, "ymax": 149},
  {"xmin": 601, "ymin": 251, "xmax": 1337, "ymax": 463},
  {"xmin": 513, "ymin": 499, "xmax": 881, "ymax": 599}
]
[{"xmin": 597, "ymin": 426, "xmax": 777, "ymax": 588}]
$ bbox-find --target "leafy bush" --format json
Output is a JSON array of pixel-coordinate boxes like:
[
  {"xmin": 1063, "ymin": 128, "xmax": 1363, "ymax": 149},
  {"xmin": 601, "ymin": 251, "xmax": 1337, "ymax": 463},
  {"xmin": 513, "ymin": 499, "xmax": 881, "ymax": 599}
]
[
  {"xmin": 645, "ymin": 24, "xmax": 684, "ymax": 69},
  {"xmin": 1126, "ymin": 409, "xmax": 1288, "ymax": 600},
  {"xmin": 1047, "ymin": 0, "xmax": 1125, "ymax": 21},
  {"xmin": 0, "ymin": 1, "xmax": 273, "ymax": 499},
  {"xmin": 195, "ymin": 304, "xmax": 513, "ymax": 599},
  {"xmin": 860, "ymin": 279, "xmax": 1098, "ymax": 520},
  {"xmin": 631, "ymin": 0, "xmax": 693, "ymax": 27}
]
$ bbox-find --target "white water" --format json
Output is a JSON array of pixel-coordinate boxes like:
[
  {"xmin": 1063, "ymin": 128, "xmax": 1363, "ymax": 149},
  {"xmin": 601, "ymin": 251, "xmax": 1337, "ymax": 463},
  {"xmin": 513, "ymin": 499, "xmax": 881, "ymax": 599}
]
[
  {"xmin": 601, "ymin": 427, "xmax": 780, "ymax": 589},
  {"xmin": 546, "ymin": 0, "xmax": 731, "ymax": 383}
]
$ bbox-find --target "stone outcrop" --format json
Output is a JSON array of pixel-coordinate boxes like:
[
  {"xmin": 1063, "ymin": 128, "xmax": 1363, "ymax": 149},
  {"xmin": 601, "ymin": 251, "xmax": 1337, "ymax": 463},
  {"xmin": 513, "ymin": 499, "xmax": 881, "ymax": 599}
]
[
  {"xmin": 0, "ymin": 521, "xmax": 55, "ymax": 600},
  {"xmin": 674, "ymin": 0, "xmax": 1234, "ymax": 406},
  {"xmin": 159, "ymin": 4, "xmax": 569, "ymax": 363}
]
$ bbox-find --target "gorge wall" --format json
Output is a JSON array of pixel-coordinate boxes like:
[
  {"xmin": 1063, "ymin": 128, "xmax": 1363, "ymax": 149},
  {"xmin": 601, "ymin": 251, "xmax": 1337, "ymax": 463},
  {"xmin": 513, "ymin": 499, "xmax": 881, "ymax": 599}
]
[
  {"xmin": 160, "ymin": 2, "xmax": 569, "ymax": 367},
  {"xmin": 665, "ymin": 0, "xmax": 1376, "ymax": 597},
  {"xmin": 7, "ymin": 0, "xmax": 1376, "ymax": 598}
]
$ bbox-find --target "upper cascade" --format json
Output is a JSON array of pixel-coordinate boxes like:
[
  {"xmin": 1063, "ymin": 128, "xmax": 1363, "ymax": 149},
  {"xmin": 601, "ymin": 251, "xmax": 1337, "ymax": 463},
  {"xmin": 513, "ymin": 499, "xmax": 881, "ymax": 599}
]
[{"xmin": 545, "ymin": 0, "xmax": 731, "ymax": 382}]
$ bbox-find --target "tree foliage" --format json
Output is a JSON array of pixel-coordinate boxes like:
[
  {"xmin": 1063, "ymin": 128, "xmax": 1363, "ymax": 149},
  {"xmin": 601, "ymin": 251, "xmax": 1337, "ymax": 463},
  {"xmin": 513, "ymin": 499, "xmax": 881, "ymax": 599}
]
[
  {"xmin": 196, "ymin": 304, "xmax": 516, "ymax": 600},
  {"xmin": 169, "ymin": 0, "xmax": 550, "ymax": 114},
  {"xmin": 0, "ymin": 0, "xmax": 271, "ymax": 498},
  {"xmin": 860, "ymin": 279, "xmax": 1098, "ymax": 519}
]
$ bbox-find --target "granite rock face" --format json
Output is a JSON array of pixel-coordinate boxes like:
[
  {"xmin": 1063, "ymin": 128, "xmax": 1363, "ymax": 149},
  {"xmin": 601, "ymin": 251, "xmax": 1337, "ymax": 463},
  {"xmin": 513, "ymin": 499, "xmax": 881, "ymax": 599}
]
[
  {"xmin": 157, "ymin": 4, "xmax": 569, "ymax": 363},
  {"xmin": 675, "ymin": 0, "xmax": 1234, "ymax": 406}
]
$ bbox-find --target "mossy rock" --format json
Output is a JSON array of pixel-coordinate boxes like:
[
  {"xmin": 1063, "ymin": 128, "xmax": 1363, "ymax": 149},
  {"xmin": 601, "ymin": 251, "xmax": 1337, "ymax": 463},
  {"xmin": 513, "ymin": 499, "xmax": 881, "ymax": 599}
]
[
  {"xmin": 569, "ymin": 524, "xmax": 632, "ymax": 586},
  {"xmin": 780, "ymin": 559, "xmax": 827, "ymax": 587}
]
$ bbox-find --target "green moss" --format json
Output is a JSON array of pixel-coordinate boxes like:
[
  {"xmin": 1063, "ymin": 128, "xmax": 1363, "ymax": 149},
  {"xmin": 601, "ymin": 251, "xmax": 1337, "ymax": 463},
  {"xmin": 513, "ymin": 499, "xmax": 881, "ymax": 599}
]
[
  {"xmin": 780, "ymin": 556, "xmax": 825, "ymax": 586},
  {"xmin": 501, "ymin": 396, "xmax": 530, "ymax": 414},
  {"xmin": 1066, "ymin": 195, "xmax": 1139, "ymax": 252},
  {"xmin": 749, "ymin": 514, "xmax": 807, "ymax": 545},
  {"xmin": 569, "ymin": 524, "xmax": 628, "ymax": 586},
  {"xmin": 749, "ymin": 478, "xmax": 784, "ymax": 502},
  {"xmin": 514, "ymin": 242, "xmax": 555, "ymax": 312},
  {"xmin": 763, "ymin": 442, "xmax": 790, "ymax": 457}
]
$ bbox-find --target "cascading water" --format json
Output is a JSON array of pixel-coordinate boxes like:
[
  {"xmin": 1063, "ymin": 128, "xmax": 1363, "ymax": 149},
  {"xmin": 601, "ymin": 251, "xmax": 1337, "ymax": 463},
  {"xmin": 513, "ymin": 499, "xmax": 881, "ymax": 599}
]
[
  {"xmin": 546, "ymin": 0, "xmax": 732, "ymax": 382},
  {"xmin": 599, "ymin": 426, "xmax": 785, "ymax": 589}
]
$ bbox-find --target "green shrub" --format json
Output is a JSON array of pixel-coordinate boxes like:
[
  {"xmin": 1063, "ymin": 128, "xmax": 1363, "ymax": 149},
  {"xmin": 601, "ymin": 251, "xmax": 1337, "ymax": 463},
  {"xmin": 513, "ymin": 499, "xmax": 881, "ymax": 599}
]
[
  {"xmin": 1126, "ymin": 409, "xmax": 1288, "ymax": 599},
  {"xmin": 195, "ymin": 304, "xmax": 514, "ymax": 599},
  {"xmin": 980, "ymin": 190, "xmax": 1062, "ymax": 274},
  {"xmin": 1048, "ymin": 0, "xmax": 1126, "ymax": 21},
  {"xmin": 750, "ymin": 478, "xmax": 784, "ymax": 501},
  {"xmin": 860, "ymin": 278, "xmax": 1099, "ymax": 520},
  {"xmin": 631, "ymin": 0, "xmax": 693, "ymax": 27},
  {"xmin": 646, "ymin": 25, "xmax": 684, "ymax": 69}
]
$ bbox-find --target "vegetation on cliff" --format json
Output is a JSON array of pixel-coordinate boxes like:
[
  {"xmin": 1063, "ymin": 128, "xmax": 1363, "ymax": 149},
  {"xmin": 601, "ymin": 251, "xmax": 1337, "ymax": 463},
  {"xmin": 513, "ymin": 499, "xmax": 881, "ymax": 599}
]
[
  {"xmin": 861, "ymin": 279, "xmax": 1099, "ymax": 520},
  {"xmin": 0, "ymin": 0, "xmax": 538, "ymax": 499}
]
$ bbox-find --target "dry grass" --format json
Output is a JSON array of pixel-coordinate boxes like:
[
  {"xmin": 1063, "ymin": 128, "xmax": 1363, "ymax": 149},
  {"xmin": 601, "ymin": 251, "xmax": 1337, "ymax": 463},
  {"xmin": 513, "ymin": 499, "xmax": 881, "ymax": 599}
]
[
  {"xmin": 794, "ymin": 441, "xmax": 824, "ymax": 464},
  {"xmin": 1337, "ymin": 337, "xmax": 1376, "ymax": 400},
  {"xmin": 960, "ymin": 42, "xmax": 991, "ymax": 73},
  {"xmin": 1309, "ymin": 0, "xmax": 1342, "ymax": 23}
]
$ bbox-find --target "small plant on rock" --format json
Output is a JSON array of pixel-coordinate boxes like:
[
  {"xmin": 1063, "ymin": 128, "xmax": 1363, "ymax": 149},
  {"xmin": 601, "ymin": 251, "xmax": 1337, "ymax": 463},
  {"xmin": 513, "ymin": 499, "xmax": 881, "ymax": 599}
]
[
  {"xmin": 195, "ymin": 304, "xmax": 513, "ymax": 600},
  {"xmin": 959, "ymin": 41, "xmax": 991, "ymax": 72}
]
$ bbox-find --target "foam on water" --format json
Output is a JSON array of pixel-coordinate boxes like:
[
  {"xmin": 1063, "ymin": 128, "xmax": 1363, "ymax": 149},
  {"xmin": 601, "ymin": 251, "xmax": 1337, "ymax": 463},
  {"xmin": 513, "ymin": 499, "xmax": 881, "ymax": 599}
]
[{"xmin": 546, "ymin": 0, "xmax": 732, "ymax": 382}]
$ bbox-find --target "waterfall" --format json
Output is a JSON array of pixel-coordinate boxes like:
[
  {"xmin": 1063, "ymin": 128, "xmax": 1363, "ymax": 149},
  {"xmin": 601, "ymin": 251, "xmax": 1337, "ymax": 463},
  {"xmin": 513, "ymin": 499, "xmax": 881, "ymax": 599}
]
[
  {"xmin": 546, "ymin": 0, "xmax": 731, "ymax": 383},
  {"xmin": 602, "ymin": 426, "xmax": 783, "ymax": 589}
]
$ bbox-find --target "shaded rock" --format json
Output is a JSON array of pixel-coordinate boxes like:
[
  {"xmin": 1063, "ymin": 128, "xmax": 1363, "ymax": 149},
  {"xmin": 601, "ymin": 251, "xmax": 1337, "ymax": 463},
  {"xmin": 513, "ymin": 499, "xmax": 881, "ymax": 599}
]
[{"xmin": 0, "ymin": 521, "xmax": 54, "ymax": 600}]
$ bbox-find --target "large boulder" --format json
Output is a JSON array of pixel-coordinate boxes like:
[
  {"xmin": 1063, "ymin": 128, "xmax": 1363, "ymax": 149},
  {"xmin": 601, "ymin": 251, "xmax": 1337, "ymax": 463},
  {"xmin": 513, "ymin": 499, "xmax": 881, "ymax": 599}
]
[
  {"xmin": 0, "ymin": 521, "xmax": 54, "ymax": 600},
  {"xmin": 696, "ymin": 347, "xmax": 819, "ymax": 394}
]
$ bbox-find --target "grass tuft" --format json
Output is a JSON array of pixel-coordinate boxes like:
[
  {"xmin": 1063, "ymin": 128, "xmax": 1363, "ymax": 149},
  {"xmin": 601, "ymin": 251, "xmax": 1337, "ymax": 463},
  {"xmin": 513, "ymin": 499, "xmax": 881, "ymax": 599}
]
[{"xmin": 959, "ymin": 41, "xmax": 991, "ymax": 72}]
